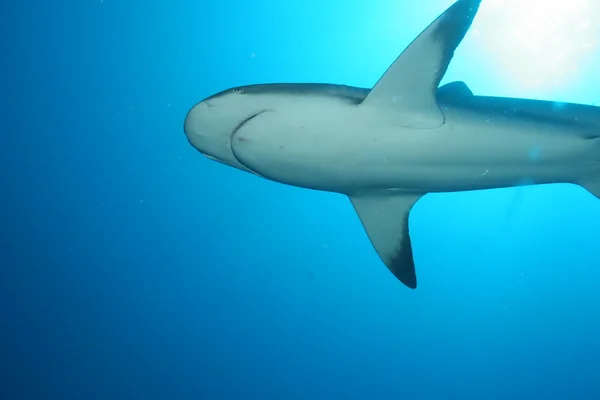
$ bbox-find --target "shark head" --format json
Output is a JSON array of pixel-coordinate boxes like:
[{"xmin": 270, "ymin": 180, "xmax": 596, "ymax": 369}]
[{"xmin": 184, "ymin": 86, "xmax": 272, "ymax": 172}]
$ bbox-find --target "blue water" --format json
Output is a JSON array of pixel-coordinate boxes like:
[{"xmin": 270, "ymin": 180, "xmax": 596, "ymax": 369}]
[{"xmin": 3, "ymin": 0, "xmax": 600, "ymax": 399}]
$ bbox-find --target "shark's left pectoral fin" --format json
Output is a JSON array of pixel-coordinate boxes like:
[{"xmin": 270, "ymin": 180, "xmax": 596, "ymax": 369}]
[
  {"xmin": 350, "ymin": 193, "xmax": 423, "ymax": 289},
  {"xmin": 361, "ymin": 0, "xmax": 481, "ymax": 128}
]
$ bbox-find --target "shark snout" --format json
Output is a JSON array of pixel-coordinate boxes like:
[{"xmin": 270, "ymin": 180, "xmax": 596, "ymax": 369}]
[
  {"xmin": 184, "ymin": 99, "xmax": 258, "ymax": 172},
  {"xmin": 184, "ymin": 101, "xmax": 217, "ymax": 153},
  {"xmin": 184, "ymin": 102, "xmax": 209, "ymax": 136}
]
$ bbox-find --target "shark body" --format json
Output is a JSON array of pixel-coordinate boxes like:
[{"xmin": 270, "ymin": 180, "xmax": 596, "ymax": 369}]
[{"xmin": 184, "ymin": 0, "xmax": 600, "ymax": 288}]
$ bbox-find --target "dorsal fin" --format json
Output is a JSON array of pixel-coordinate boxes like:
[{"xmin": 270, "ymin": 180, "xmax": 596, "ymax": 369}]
[
  {"xmin": 438, "ymin": 81, "xmax": 474, "ymax": 98},
  {"xmin": 360, "ymin": 0, "xmax": 481, "ymax": 128}
]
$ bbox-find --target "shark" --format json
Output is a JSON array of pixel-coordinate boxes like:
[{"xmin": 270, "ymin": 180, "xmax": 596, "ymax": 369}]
[{"xmin": 183, "ymin": 0, "xmax": 600, "ymax": 289}]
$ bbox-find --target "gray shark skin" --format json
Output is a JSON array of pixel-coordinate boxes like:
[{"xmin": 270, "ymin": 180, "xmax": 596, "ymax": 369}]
[{"xmin": 184, "ymin": 0, "xmax": 600, "ymax": 289}]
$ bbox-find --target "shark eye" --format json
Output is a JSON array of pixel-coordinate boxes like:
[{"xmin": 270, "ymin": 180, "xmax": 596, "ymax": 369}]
[{"xmin": 233, "ymin": 88, "xmax": 244, "ymax": 94}]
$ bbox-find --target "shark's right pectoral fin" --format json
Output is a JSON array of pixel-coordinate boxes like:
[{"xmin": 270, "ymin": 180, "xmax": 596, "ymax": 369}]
[
  {"xmin": 359, "ymin": 0, "xmax": 481, "ymax": 128},
  {"xmin": 350, "ymin": 193, "xmax": 424, "ymax": 289}
]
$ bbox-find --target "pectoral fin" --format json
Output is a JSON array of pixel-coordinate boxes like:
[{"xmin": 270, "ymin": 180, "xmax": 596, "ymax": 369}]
[
  {"xmin": 350, "ymin": 193, "xmax": 423, "ymax": 288},
  {"xmin": 361, "ymin": 0, "xmax": 481, "ymax": 129},
  {"xmin": 437, "ymin": 80, "xmax": 474, "ymax": 99}
]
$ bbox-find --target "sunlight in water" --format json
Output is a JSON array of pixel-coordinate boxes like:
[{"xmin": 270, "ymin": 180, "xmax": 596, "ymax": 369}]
[{"xmin": 471, "ymin": 0, "xmax": 600, "ymax": 90}]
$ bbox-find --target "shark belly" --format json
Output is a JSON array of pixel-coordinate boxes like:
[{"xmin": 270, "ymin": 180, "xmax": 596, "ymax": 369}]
[
  {"xmin": 230, "ymin": 98, "xmax": 378, "ymax": 192},
  {"xmin": 231, "ymin": 99, "xmax": 599, "ymax": 195},
  {"xmin": 379, "ymin": 106, "xmax": 600, "ymax": 193}
]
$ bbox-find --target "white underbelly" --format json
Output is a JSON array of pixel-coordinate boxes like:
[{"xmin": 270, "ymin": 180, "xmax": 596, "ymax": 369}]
[{"xmin": 230, "ymin": 104, "xmax": 597, "ymax": 194}]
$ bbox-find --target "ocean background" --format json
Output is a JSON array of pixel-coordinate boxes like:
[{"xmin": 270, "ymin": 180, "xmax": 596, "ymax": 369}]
[{"xmin": 3, "ymin": 0, "xmax": 600, "ymax": 398}]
